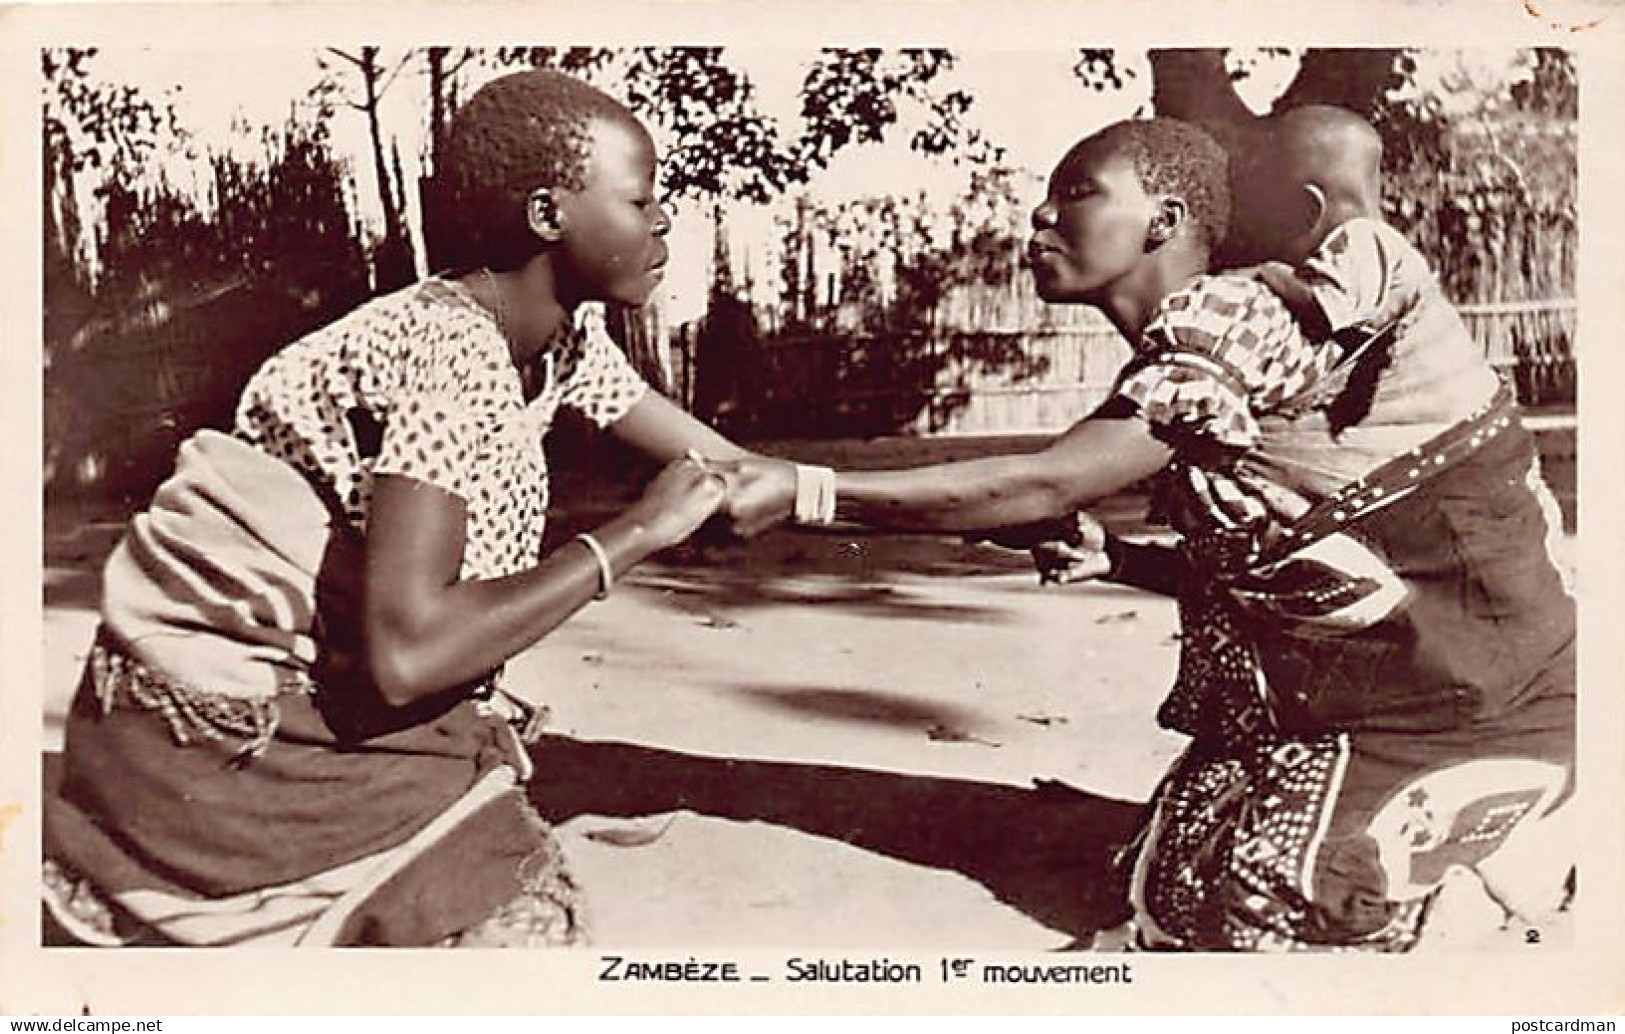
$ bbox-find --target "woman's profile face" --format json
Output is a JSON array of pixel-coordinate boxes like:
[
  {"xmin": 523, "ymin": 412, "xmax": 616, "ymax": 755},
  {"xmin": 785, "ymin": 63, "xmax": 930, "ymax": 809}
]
[
  {"xmin": 550, "ymin": 116, "xmax": 672, "ymax": 308},
  {"xmin": 1027, "ymin": 140, "xmax": 1157, "ymax": 305}
]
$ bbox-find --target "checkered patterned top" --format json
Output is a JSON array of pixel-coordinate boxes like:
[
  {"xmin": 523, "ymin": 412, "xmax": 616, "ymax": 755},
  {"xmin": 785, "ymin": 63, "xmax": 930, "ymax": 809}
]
[{"xmin": 1114, "ymin": 275, "xmax": 1338, "ymax": 452}]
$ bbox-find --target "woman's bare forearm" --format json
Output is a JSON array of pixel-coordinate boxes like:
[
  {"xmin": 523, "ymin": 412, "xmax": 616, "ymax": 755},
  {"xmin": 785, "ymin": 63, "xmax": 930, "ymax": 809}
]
[
  {"xmin": 833, "ymin": 417, "xmax": 1173, "ymax": 534},
  {"xmin": 362, "ymin": 459, "xmax": 722, "ymax": 706},
  {"xmin": 833, "ymin": 452, "xmax": 1075, "ymax": 532},
  {"xmin": 364, "ymin": 507, "xmax": 665, "ymax": 705}
]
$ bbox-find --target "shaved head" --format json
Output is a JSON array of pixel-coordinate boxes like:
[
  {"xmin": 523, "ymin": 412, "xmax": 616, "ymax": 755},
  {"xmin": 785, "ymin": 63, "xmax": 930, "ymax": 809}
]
[
  {"xmin": 1271, "ymin": 104, "xmax": 1384, "ymax": 213},
  {"xmin": 1221, "ymin": 104, "xmax": 1385, "ymax": 266}
]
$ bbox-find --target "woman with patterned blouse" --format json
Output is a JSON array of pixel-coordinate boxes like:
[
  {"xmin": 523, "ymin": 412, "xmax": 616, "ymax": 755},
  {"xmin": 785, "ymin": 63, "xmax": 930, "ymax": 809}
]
[{"xmin": 43, "ymin": 69, "xmax": 801, "ymax": 947}]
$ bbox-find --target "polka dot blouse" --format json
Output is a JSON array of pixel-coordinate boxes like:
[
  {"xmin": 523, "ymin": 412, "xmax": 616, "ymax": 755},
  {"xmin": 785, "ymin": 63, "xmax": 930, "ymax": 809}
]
[{"xmin": 233, "ymin": 279, "xmax": 648, "ymax": 582}]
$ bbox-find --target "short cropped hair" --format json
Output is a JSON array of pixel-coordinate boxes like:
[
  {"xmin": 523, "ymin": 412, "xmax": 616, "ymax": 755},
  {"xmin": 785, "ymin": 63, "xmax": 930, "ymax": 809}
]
[
  {"xmin": 1058, "ymin": 118, "xmax": 1232, "ymax": 251},
  {"xmin": 432, "ymin": 68, "xmax": 641, "ymax": 272}
]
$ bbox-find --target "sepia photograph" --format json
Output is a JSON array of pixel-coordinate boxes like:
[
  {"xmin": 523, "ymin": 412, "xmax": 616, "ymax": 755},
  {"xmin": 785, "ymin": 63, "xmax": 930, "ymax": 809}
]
[{"xmin": 4, "ymin": 0, "xmax": 1622, "ymax": 1018}]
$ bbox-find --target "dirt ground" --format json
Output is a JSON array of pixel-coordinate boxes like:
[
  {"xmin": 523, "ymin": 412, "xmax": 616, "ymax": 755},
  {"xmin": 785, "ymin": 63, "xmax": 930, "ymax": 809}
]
[{"xmin": 39, "ymin": 434, "xmax": 1578, "ymax": 953}]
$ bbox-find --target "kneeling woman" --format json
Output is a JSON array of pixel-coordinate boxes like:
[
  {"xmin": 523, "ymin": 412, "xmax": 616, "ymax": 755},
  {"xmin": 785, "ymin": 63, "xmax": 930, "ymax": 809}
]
[
  {"xmin": 724, "ymin": 117, "xmax": 1574, "ymax": 952},
  {"xmin": 43, "ymin": 69, "xmax": 779, "ymax": 947}
]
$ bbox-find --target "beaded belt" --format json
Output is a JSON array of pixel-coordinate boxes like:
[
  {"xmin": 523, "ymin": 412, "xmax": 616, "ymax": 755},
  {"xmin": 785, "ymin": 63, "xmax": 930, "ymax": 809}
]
[{"xmin": 88, "ymin": 627, "xmax": 310, "ymax": 761}]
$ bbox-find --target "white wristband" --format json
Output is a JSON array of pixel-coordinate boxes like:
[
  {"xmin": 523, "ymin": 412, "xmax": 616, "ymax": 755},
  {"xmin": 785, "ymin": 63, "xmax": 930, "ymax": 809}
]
[
  {"xmin": 574, "ymin": 532, "xmax": 614, "ymax": 600},
  {"xmin": 793, "ymin": 464, "xmax": 837, "ymax": 526}
]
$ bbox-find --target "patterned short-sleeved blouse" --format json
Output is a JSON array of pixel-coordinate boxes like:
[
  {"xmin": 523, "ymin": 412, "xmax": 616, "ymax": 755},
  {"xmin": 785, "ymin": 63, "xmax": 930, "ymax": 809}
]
[
  {"xmin": 1110, "ymin": 274, "xmax": 1337, "ymax": 748},
  {"xmin": 234, "ymin": 279, "xmax": 648, "ymax": 582},
  {"xmin": 1115, "ymin": 274, "xmax": 1338, "ymax": 456}
]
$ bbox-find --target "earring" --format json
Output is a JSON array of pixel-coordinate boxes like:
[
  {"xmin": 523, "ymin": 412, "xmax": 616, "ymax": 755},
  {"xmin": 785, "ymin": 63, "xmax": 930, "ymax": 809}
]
[
  {"xmin": 528, "ymin": 190, "xmax": 561, "ymax": 239},
  {"xmin": 1147, "ymin": 200, "xmax": 1188, "ymax": 249}
]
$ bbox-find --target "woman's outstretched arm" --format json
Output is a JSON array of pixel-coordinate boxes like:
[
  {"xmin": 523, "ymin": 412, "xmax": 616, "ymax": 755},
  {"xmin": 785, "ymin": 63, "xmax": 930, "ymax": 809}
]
[
  {"xmin": 716, "ymin": 413, "xmax": 1173, "ymax": 537},
  {"xmin": 834, "ymin": 416, "xmax": 1169, "ymax": 530}
]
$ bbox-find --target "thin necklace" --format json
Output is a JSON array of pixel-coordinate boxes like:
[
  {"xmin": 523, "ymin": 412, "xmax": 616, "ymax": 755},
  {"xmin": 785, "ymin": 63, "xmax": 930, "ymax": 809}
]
[
  {"xmin": 478, "ymin": 267, "xmax": 508, "ymax": 339},
  {"xmin": 479, "ymin": 267, "xmax": 555, "ymax": 400}
]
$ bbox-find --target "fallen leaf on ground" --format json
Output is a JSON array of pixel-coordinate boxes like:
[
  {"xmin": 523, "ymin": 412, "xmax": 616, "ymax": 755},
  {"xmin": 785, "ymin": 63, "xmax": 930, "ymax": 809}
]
[
  {"xmin": 698, "ymin": 614, "xmax": 739, "ymax": 630},
  {"xmin": 926, "ymin": 724, "xmax": 1001, "ymax": 748},
  {"xmin": 1016, "ymin": 713, "xmax": 1070, "ymax": 726},
  {"xmin": 583, "ymin": 815, "xmax": 678, "ymax": 848},
  {"xmin": 1095, "ymin": 610, "xmax": 1139, "ymax": 624}
]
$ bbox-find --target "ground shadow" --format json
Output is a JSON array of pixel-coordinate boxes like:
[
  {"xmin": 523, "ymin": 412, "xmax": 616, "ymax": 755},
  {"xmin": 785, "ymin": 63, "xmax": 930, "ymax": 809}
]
[
  {"xmin": 632, "ymin": 563, "xmax": 1021, "ymax": 627},
  {"xmin": 728, "ymin": 685, "xmax": 989, "ymax": 731},
  {"xmin": 42, "ymin": 742, "xmax": 1140, "ymax": 945},
  {"xmin": 526, "ymin": 733, "xmax": 1143, "ymax": 944}
]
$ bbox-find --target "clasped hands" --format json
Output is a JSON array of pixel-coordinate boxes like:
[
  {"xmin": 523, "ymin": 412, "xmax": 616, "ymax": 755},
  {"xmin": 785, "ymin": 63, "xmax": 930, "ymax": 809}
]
[
  {"xmin": 645, "ymin": 452, "xmax": 1116, "ymax": 586},
  {"xmin": 688, "ymin": 454, "xmax": 801, "ymax": 538},
  {"xmin": 624, "ymin": 453, "xmax": 800, "ymax": 549}
]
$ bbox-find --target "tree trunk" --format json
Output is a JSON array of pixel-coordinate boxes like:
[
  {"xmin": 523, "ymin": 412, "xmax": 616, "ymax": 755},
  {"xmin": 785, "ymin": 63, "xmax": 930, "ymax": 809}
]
[
  {"xmin": 361, "ymin": 48, "xmax": 393, "ymax": 237},
  {"xmin": 360, "ymin": 47, "xmax": 414, "ymax": 290},
  {"xmin": 1273, "ymin": 48, "xmax": 1403, "ymax": 118},
  {"xmin": 1147, "ymin": 49, "xmax": 1256, "ymax": 125},
  {"xmin": 1147, "ymin": 47, "xmax": 1404, "ymax": 126},
  {"xmin": 426, "ymin": 47, "xmax": 449, "ymax": 174},
  {"xmin": 389, "ymin": 137, "xmax": 419, "ymax": 278},
  {"xmin": 420, "ymin": 48, "xmax": 451, "ymax": 272}
]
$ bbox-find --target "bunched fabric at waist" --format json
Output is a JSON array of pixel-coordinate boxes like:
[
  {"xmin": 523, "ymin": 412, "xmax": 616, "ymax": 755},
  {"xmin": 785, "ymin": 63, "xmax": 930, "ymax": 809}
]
[
  {"xmin": 87, "ymin": 626, "xmax": 289, "ymax": 760},
  {"xmin": 1228, "ymin": 395, "xmax": 1575, "ymax": 735},
  {"xmin": 98, "ymin": 429, "xmax": 368, "ymax": 706}
]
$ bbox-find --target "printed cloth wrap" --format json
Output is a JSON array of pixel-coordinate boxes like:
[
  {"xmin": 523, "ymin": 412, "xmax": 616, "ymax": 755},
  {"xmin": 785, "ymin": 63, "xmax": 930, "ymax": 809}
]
[
  {"xmin": 1105, "ymin": 272, "xmax": 1574, "ymax": 950},
  {"xmin": 1189, "ymin": 387, "xmax": 1575, "ymax": 738},
  {"xmin": 99, "ymin": 430, "xmax": 349, "ymax": 723}
]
